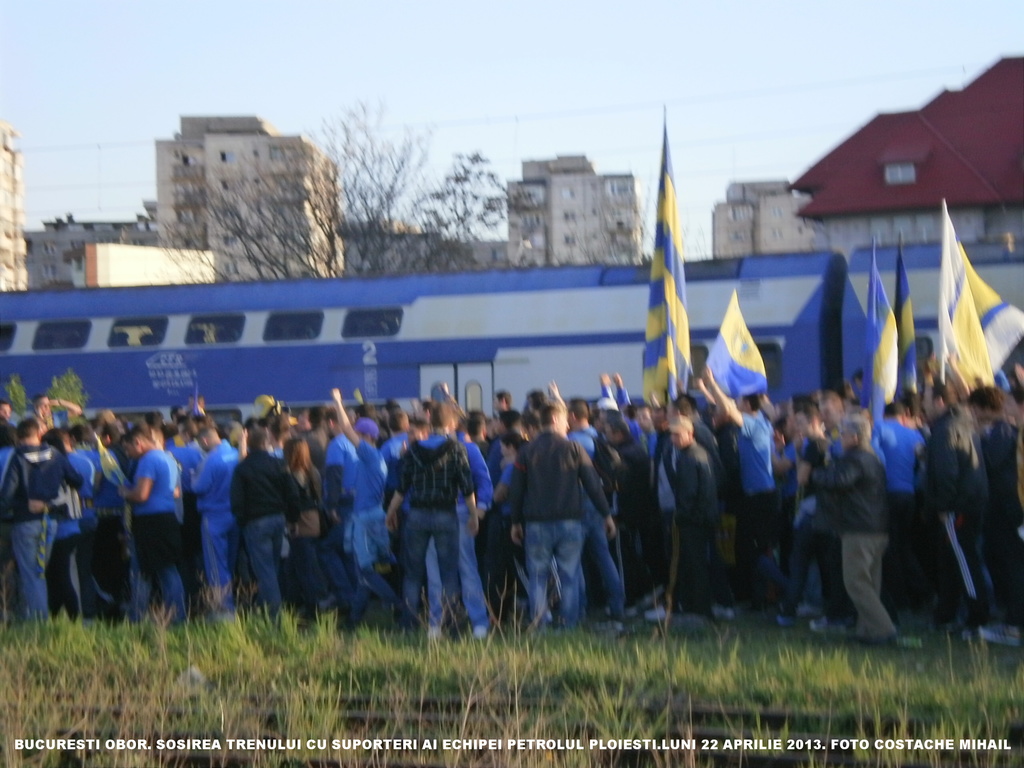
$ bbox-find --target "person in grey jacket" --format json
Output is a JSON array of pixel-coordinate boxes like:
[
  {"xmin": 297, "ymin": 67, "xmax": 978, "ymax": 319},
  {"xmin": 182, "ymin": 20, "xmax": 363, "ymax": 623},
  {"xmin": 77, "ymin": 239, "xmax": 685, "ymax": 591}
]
[
  {"xmin": 509, "ymin": 402, "xmax": 614, "ymax": 629},
  {"xmin": 812, "ymin": 414, "xmax": 895, "ymax": 643}
]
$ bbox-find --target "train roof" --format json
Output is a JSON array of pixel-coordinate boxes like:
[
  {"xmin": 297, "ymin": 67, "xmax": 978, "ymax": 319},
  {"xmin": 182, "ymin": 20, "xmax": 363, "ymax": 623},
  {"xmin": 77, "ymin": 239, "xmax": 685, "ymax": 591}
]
[{"xmin": 0, "ymin": 250, "xmax": 842, "ymax": 321}]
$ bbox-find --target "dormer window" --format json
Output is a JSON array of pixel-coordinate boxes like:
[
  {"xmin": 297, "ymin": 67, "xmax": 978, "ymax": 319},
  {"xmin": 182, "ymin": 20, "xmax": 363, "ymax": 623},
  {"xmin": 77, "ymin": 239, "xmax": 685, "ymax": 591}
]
[{"xmin": 884, "ymin": 162, "xmax": 916, "ymax": 185}]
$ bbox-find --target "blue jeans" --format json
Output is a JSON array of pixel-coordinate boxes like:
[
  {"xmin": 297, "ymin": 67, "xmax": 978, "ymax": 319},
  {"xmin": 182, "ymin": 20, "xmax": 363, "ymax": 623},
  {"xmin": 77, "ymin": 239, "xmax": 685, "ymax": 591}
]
[
  {"xmin": 12, "ymin": 516, "xmax": 57, "ymax": 620},
  {"xmin": 402, "ymin": 508, "xmax": 459, "ymax": 630},
  {"xmin": 318, "ymin": 513, "xmax": 356, "ymax": 610},
  {"xmin": 579, "ymin": 508, "xmax": 625, "ymax": 621},
  {"xmin": 201, "ymin": 510, "xmax": 239, "ymax": 613},
  {"xmin": 524, "ymin": 519, "xmax": 584, "ymax": 628},
  {"xmin": 287, "ymin": 535, "xmax": 324, "ymax": 616},
  {"xmin": 242, "ymin": 514, "xmax": 285, "ymax": 618},
  {"xmin": 426, "ymin": 507, "xmax": 489, "ymax": 631},
  {"xmin": 127, "ymin": 542, "xmax": 186, "ymax": 624}
]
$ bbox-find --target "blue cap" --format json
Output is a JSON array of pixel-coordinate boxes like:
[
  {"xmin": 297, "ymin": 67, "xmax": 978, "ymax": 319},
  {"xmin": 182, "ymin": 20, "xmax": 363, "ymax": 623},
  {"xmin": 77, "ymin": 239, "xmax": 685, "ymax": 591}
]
[{"xmin": 354, "ymin": 417, "xmax": 380, "ymax": 440}]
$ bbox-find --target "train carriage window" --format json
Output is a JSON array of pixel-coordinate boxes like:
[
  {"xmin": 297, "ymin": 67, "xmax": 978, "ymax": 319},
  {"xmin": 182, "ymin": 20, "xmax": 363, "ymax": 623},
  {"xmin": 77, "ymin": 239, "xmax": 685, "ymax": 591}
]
[
  {"xmin": 263, "ymin": 311, "xmax": 324, "ymax": 342},
  {"xmin": 186, "ymin": 314, "xmax": 245, "ymax": 345},
  {"xmin": 33, "ymin": 320, "xmax": 91, "ymax": 351},
  {"xmin": 689, "ymin": 344, "xmax": 710, "ymax": 384},
  {"xmin": 464, "ymin": 381, "xmax": 483, "ymax": 412},
  {"xmin": 756, "ymin": 343, "xmax": 783, "ymax": 389},
  {"xmin": 342, "ymin": 308, "xmax": 403, "ymax": 338},
  {"xmin": 108, "ymin": 317, "xmax": 169, "ymax": 347},
  {"xmin": 914, "ymin": 337, "xmax": 933, "ymax": 361},
  {"xmin": 0, "ymin": 323, "xmax": 14, "ymax": 352}
]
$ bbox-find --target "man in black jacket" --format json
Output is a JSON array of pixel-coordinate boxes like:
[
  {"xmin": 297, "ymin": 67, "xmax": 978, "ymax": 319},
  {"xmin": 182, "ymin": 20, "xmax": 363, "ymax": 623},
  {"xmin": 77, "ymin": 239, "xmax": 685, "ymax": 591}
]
[
  {"xmin": 812, "ymin": 414, "xmax": 895, "ymax": 644},
  {"xmin": 230, "ymin": 426, "xmax": 297, "ymax": 618},
  {"xmin": 386, "ymin": 403, "xmax": 478, "ymax": 634},
  {"xmin": 605, "ymin": 413, "xmax": 659, "ymax": 604},
  {"xmin": 666, "ymin": 415, "xmax": 717, "ymax": 621},
  {"xmin": 926, "ymin": 382, "xmax": 989, "ymax": 635},
  {"xmin": 510, "ymin": 402, "xmax": 613, "ymax": 629},
  {"xmin": 970, "ymin": 386, "xmax": 1022, "ymax": 646}
]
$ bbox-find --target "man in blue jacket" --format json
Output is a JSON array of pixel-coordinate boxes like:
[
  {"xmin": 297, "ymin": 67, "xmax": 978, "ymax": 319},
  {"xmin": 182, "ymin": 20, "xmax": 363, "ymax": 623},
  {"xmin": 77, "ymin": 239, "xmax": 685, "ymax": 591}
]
[
  {"xmin": 0, "ymin": 418, "xmax": 83, "ymax": 620},
  {"xmin": 192, "ymin": 426, "xmax": 239, "ymax": 618}
]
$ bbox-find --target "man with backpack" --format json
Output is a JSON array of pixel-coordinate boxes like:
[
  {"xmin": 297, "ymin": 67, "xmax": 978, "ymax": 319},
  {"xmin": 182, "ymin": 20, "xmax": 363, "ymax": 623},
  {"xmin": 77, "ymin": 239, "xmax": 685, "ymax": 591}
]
[{"xmin": 0, "ymin": 418, "xmax": 84, "ymax": 620}]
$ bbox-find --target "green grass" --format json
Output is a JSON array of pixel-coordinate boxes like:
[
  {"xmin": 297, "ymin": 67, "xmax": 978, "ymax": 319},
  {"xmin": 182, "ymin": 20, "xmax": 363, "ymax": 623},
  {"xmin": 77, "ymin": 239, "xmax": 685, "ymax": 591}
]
[{"xmin": 1, "ymin": 614, "xmax": 1020, "ymax": 767}]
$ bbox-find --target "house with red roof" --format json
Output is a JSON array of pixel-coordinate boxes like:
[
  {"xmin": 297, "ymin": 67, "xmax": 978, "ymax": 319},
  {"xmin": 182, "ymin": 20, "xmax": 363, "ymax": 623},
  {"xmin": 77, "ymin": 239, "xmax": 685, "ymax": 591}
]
[{"xmin": 791, "ymin": 57, "xmax": 1023, "ymax": 257}]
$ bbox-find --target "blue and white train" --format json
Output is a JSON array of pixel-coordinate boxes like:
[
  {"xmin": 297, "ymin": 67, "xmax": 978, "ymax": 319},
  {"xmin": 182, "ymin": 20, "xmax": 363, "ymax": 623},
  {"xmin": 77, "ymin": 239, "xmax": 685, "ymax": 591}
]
[{"xmin": 0, "ymin": 245, "xmax": 1020, "ymax": 418}]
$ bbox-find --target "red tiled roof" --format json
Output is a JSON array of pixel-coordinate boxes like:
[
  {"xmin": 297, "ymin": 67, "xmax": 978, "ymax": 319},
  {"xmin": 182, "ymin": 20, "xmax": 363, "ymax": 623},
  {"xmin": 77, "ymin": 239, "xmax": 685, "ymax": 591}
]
[{"xmin": 792, "ymin": 58, "xmax": 1024, "ymax": 217}]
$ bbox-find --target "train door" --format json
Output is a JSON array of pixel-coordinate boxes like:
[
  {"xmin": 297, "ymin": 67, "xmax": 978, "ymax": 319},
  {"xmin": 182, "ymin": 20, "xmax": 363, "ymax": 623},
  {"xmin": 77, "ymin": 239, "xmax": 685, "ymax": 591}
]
[{"xmin": 419, "ymin": 364, "xmax": 493, "ymax": 413}]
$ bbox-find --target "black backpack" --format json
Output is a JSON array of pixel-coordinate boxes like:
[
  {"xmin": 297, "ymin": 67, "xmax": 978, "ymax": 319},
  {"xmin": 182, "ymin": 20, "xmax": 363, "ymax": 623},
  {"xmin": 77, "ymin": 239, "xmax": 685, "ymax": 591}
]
[{"xmin": 591, "ymin": 438, "xmax": 623, "ymax": 495}]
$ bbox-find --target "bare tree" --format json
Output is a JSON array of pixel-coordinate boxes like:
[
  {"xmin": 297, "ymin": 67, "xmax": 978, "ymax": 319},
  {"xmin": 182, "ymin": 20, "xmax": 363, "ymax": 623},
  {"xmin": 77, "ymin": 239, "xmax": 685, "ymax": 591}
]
[
  {"xmin": 413, "ymin": 152, "xmax": 507, "ymax": 271},
  {"xmin": 320, "ymin": 103, "xmax": 430, "ymax": 275},
  {"xmin": 164, "ymin": 104, "xmax": 508, "ymax": 279}
]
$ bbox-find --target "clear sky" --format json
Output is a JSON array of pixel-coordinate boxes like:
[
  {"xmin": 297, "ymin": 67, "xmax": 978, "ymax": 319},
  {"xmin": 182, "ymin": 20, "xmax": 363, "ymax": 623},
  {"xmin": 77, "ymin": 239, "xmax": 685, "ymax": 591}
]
[{"xmin": 3, "ymin": 0, "xmax": 1022, "ymax": 259}]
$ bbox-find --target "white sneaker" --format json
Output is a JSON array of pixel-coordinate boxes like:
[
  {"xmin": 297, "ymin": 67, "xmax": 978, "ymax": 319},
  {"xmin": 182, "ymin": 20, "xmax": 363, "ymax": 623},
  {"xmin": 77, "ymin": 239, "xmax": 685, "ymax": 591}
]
[
  {"xmin": 472, "ymin": 625, "xmax": 489, "ymax": 640},
  {"xmin": 644, "ymin": 606, "xmax": 668, "ymax": 622},
  {"xmin": 978, "ymin": 624, "xmax": 1021, "ymax": 647},
  {"xmin": 427, "ymin": 626, "xmax": 443, "ymax": 640}
]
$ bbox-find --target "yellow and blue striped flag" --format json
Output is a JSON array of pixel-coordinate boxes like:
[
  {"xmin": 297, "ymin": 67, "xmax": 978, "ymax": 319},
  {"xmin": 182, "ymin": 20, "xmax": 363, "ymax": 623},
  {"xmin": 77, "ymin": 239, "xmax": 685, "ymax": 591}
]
[
  {"xmin": 938, "ymin": 201, "xmax": 993, "ymax": 386},
  {"xmin": 706, "ymin": 290, "xmax": 766, "ymax": 398},
  {"xmin": 894, "ymin": 241, "xmax": 917, "ymax": 395},
  {"xmin": 643, "ymin": 125, "xmax": 690, "ymax": 404},
  {"xmin": 861, "ymin": 243, "xmax": 898, "ymax": 425}
]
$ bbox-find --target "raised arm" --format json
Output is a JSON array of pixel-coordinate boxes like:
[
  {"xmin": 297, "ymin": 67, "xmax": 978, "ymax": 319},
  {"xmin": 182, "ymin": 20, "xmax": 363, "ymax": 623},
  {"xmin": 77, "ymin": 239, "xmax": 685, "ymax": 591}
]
[{"xmin": 698, "ymin": 368, "xmax": 742, "ymax": 427}]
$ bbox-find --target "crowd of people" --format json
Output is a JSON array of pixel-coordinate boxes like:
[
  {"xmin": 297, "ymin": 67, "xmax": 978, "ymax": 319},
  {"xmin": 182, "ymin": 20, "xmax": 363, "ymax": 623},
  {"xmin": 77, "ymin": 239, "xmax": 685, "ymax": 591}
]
[{"xmin": 0, "ymin": 364, "xmax": 1021, "ymax": 647}]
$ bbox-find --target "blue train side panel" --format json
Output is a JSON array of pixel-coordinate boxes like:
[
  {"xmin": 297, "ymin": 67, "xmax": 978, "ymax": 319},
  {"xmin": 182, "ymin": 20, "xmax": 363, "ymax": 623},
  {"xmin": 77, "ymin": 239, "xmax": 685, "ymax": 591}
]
[{"xmin": 0, "ymin": 252, "xmax": 850, "ymax": 412}]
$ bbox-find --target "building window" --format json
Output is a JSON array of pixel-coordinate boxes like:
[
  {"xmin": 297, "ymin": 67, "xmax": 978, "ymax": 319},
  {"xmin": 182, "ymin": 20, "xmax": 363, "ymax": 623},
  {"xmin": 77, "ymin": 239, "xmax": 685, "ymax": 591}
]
[
  {"xmin": 730, "ymin": 231, "xmax": 745, "ymax": 241},
  {"xmin": 771, "ymin": 207, "xmax": 783, "ymax": 218},
  {"xmin": 771, "ymin": 228, "xmax": 783, "ymax": 239},
  {"xmin": 108, "ymin": 317, "xmax": 169, "ymax": 347},
  {"xmin": 221, "ymin": 180, "xmax": 229, "ymax": 191},
  {"xmin": 729, "ymin": 207, "xmax": 751, "ymax": 221},
  {"xmin": 563, "ymin": 211, "xmax": 576, "ymax": 222},
  {"xmin": 560, "ymin": 188, "xmax": 575, "ymax": 200},
  {"xmin": 269, "ymin": 146, "xmax": 285, "ymax": 161},
  {"xmin": 220, "ymin": 151, "xmax": 236, "ymax": 163},
  {"xmin": 182, "ymin": 155, "xmax": 195, "ymax": 166},
  {"xmin": 607, "ymin": 180, "xmax": 633, "ymax": 197},
  {"xmin": 264, "ymin": 311, "xmax": 324, "ymax": 342},
  {"xmin": 884, "ymin": 163, "xmax": 916, "ymax": 185},
  {"xmin": 564, "ymin": 235, "xmax": 576, "ymax": 245}
]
